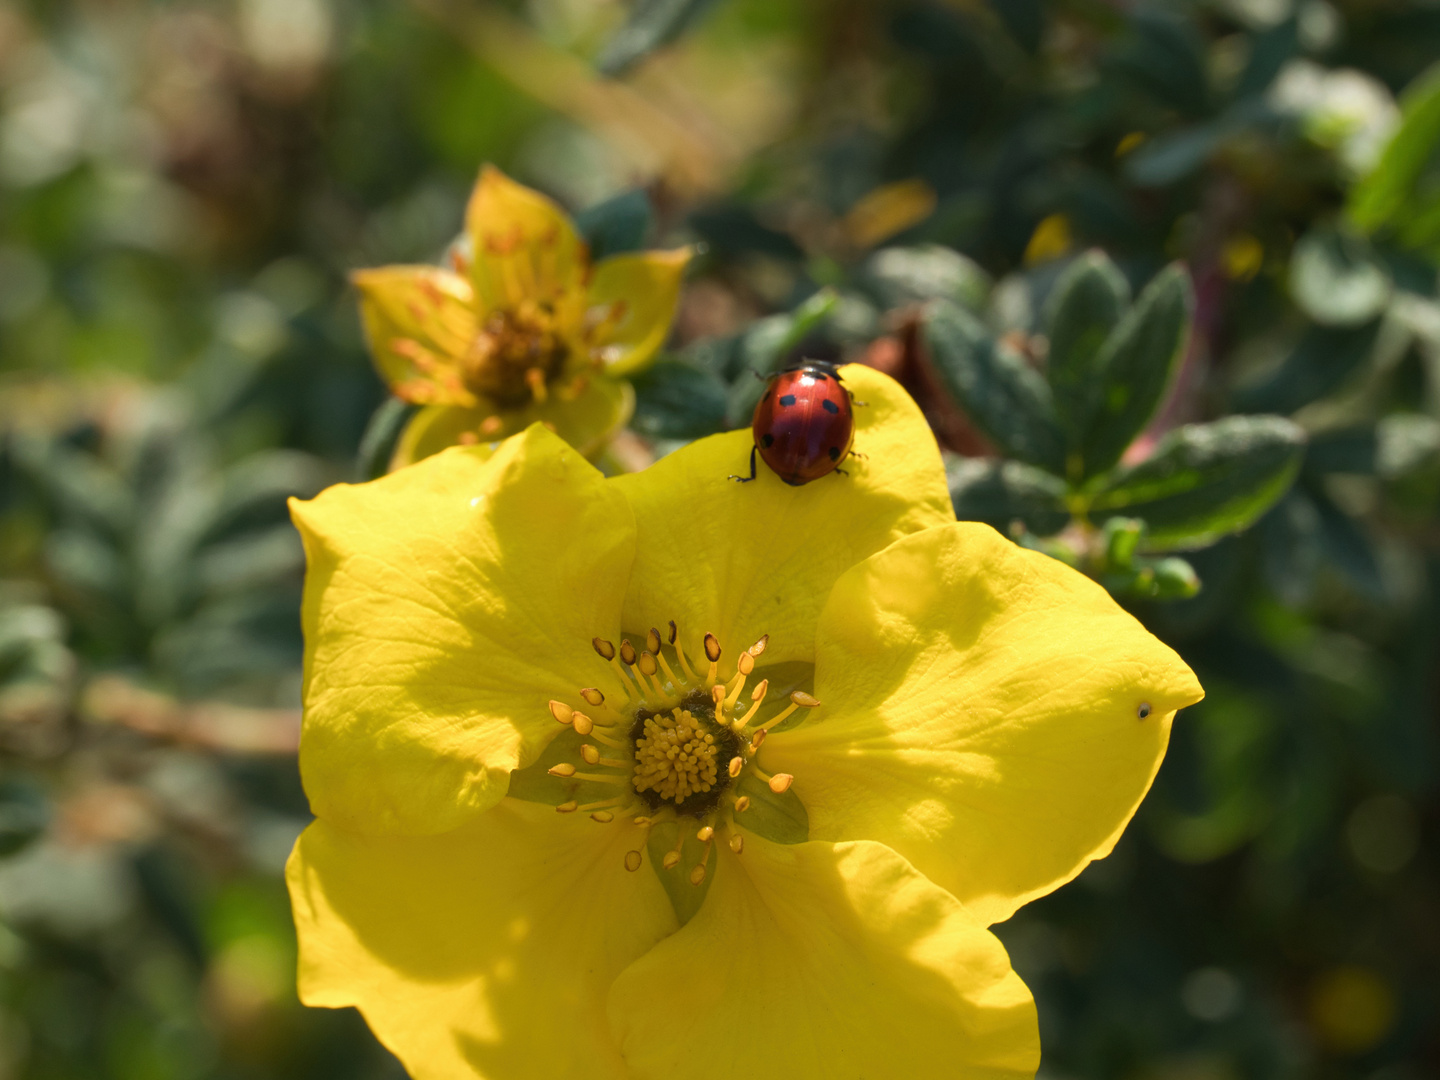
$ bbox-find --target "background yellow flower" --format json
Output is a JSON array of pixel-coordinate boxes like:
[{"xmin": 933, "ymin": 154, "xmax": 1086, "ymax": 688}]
[{"xmin": 353, "ymin": 166, "xmax": 689, "ymax": 468}]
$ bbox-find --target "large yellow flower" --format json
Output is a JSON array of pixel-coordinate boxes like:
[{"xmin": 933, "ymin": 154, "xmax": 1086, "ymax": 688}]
[
  {"xmin": 354, "ymin": 166, "xmax": 690, "ymax": 467},
  {"xmin": 286, "ymin": 365, "xmax": 1203, "ymax": 1079}
]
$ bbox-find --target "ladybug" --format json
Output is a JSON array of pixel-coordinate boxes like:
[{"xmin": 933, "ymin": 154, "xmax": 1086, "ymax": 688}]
[{"xmin": 731, "ymin": 360, "xmax": 857, "ymax": 486}]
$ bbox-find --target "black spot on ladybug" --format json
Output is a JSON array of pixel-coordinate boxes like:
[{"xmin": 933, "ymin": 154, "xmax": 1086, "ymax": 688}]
[
  {"xmin": 822, "ymin": 399, "xmax": 839, "ymax": 414},
  {"xmin": 779, "ymin": 394, "xmax": 797, "ymax": 407},
  {"xmin": 828, "ymin": 446, "xmax": 841, "ymax": 461},
  {"xmin": 761, "ymin": 434, "xmax": 774, "ymax": 448}
]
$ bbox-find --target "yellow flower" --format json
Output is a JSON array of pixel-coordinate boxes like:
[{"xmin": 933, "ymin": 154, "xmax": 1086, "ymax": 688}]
[
  {"xmin": 285, "ymin": 365, "xmax": 1203, "ymax": 1079},
  {"xmin": 353, "ymin": 166, "xmax": 690, "ymax": 467}
]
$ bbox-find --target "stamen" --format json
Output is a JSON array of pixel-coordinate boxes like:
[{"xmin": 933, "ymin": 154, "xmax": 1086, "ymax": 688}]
[
  {"xmin": 556, "ymin": 801, "xmax": 578, "ymax": 813},
  {"xmin": 637, "ymin": 651, "xmax": 659, "ymax": 677},
  {"xmin": 690, "ymin": 841, "xmax": 713, "ymax": 886},
  {"xmin": 580, "ymin": 688, "xmax": 605, "ymax": 706},
  {"xmin": 697, "ymin": 824, "xmax": 714, "ymax": 843},
  {"xmin": 571, "ymin": 772, "xmax": 630, "ymax": 786},
  {"xmin": 791, "ymin": 690, "xmax": 821, "ymax": 708},
  {"xmin": 723, "ymin": 671, "xmax": 746, "ymax": 711},
  {"xmin": 728, "ymin": 755, "xmax": 744, "ymax": 778},
  {"xmin": 703, "ymin": 633, "xmax": 721, "ymax": 662},
  {"xmin": 673, "ymin": 633, "xmax": 699, "ymax": 682},
  {"xmin": 748, "ymin": 635, "xmax": 769, "ymax": 658},
  {"xmin": 590, "ymin": 811, "xmax": 614, "ymax": 823},
  {"xmin": 749, "ymin": 729, "xmax": 767, "ymax": 751},
  {"xmin": 580, "ymin": 745, "xmax": 600, "ymax": 765},
  {"xmin": 624, "ymin": 850, "xmax": 643, "ymax": 872},
  {"xmin": 587, "ymin": 728, "xmax": 628, "ymax": 751},
  {"xmin": 578, "ymin": 796, "xmax": 624, "ymax": 812},
  {"xmin": 549, "ymin": 700, "xmax": 574, "ymax": 725},
  {"xmin": 737, "ymin": 651, "xmax": 755, "ymax": 677},
  {"xmin": 735, "ymin": 679, "xmax": 769, "ymax": 728},
  {"xmin": 620, "ymin": 639, "xmax": 639, "ymax": 666},
  {"xmin": 608, "ymin": 654, "xmax": 643, "ymax": 700},
  {"xmin": 667, "ymin": 621, "xmax": 678, "ymax": 645},
  {"xmin": 548, "ymin": 763, "xmax": 576, "ymax": 778},
  {"xmin": 654, "ymin": 648, "xmax": 681, "ymax": 687},
  {"xmin": 646, "ymin": 628, "xmax": 662, "ymax": 654},
  {"xmin": 755, "ymin": 690, "xmax": 821, "ymax": 733},
  {"xmin": 769, "ymin": 773, "xmax": 794, "ymax": 793},
  {"xmin": 729, "ymin": 834, "xmax": 744, "ymax": 854},
  {"xmin": 662, "ymin": 829, "xmax": 685, "ymax": 870},
  {"xmin": 593, "ymin": 638, "xmax": 616, "ymax": 661},
  {"xmin": 734, "ymin": 795, "xmax": 751, "ymax": 812},
  {"xmin": 572, "ymin": 712, "xmax": 595, "ymax": 736}
]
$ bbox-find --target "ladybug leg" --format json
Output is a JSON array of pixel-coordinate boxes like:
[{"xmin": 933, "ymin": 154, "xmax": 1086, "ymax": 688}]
[
  {"xmin": 729, "ymin": 446, "xmax": 758, "ymax": 483},
  {"xmin": 847, "ymin": 450, "xmax": 868, "ymax": 460},
  {"xmin": 833, "ymin": 466, "xmax": 850, "ymax": 477},
  {"xmin": 846, "ymin": 390, "xmax": 869, "ymax": 407}
]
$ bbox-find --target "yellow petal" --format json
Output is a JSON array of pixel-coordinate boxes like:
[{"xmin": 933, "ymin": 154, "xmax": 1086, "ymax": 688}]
[
  {"xmin": 465, "ymin": 165, "xmax": 587, "ymax": 315},
  {"xmin": 611, "ymin": 363, "xmax": 951, "ymax": 665},
  {"xmin": 763, "ymin": 522, "xmax": 1204, "ymax": 926},
  {"xmin": 583, "ymin": 248, "xmax": 691, "ymax": 377},
  {"xmin": 352, "ymin": 266, "xmax": 478, "ymax": 405},
  {"xmin": 289, "ymin": 801, "xmax": 678, "ymax": 1080},
  {"xmin": 391, "ymin": 377, "xmax": 635, "ymax": 470},
  {"xmin": 290, "ymin": 426, "xmax": 635, "ymax": 835},
  {"xmin": 608, "ymin": 832, "xmax": 1038, "ymax": 1080}
]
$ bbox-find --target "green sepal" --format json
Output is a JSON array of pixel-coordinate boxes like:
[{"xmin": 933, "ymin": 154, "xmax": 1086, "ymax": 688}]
[
  {"xmin": 947, "ymin": 457, "xmax": 1070, "ymax": 536},
  {"xmin": 923, "ymin": 298, "xmax": 1066, "ymax": 473},
  {"xmin": 645, "ymin": 818, "xmax": 715, "ymax": 925},
  {"xmin": 1089, "ymin": 416, "xmax": 1306, "ymax": 550},
  {"xmin": 1076, "ymin": 263, "xmax": 1193, "ymax": 479},
  {"xmin": 731, "ymin": 773, "xmax": 808, "ymax": 845},
  {"xmin": 1044, "ymin": 251, "xmax": 1130, "ymax": 451}
]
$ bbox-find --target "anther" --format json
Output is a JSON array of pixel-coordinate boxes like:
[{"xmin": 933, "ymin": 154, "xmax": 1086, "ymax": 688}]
[
  {"xmin": 638, "ymin": 651, "xmax": 659, "ymax": 677},
  {"xmin": 729, "ymin": 834, "xmax": 744, "ymax": 854},
  {"xmin": 556, "ymin": 801, "xmax": 577, "ymax": 813},
  {"xmin": 572, "ymin": 712, "xmax": 594, "ymax": 736},
  {"xmin": 728, "ymin": 756, "xmax": 744, "ymax": 778},
  {"xmin": 791, "ymin": 690, "xmax": 821, "ymax": 708},
  {"xmin": 667, "ymin": 621, "xmax": 678, "ymax": 644},
  {"xmin": 662, "ymin": 850, "xmax": 682, "ymax": 870},
  {"xmin": 620, "ymin": 639, "xmax": 638, "ymax": 665},
  {"xmin": 593, "ymin": 638, "xmax": 616, "ymax": 661},
  {"xmin": 646, "ymin": 627, "xmax": 662, "ymax": 654},
  {"xmin": 737, "ymin": 651, "xmax": 755, "ymax": 676},
  {"xmin": 750, "ymin": 729, "xmax": 766, "ymax": 751},
  {"xmin": 697, "ymin": 825, "xmax": 714, "ymax": 843},
  {"xmin": 704, "ymin": 633, "xmax": 721, "ymax": 662},
  {"xmin": 548, "ymin": 763, "xmax": 576, "ymax": 778},
  {"xmin": 768, "ymin": 773, "xmax": 794, "ymax": 794},
  {"xmin": 549, "ymin": 700, "xmax": 574, "ymax": 725},
  {"xmin": 581, "ymin": 745, "xmax": 600, "ymax": 765},
  {"xmin": 624, "ymin": 850, "xmax": 643, "ymax": 872},
  {"xmin": 580, "ymin": 687, "xmax": 605, "ymax": 706},
  {"xmin": 734, "ymin": 795, "xmax": 751, "ymax": 812},
  {"xmin": 591, "ymin": 811, "xmax": 614, "ymax": 823},
  {"xmin": 748, "ymin": 635, "xmax": 769, "ymax": 657},
  {"xmin": 689, "ymin": 864, "xmax": 707, "ymax": 886},
  {"xmin": 752, "ymin": 679, "xmax": 768, "ymax": 701}
]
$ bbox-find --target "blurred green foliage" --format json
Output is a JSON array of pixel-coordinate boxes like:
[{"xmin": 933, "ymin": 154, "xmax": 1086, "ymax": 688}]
[{"xmin": 1, "ymin": 0, "xmax": 1439, "ymax": 1077}]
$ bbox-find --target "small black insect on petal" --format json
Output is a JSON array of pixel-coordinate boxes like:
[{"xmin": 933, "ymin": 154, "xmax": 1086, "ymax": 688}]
[
  {"xmin": 822, "ymin": 399, "xmax": 839, "ymax": 414},
  {"xmin": 779, "ymin": 394, "xmax": 797, "ymax": 407}
]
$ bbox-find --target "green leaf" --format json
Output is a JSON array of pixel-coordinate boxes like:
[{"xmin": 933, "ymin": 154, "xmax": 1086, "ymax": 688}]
[
  {"xmin": 923, "ymin": 298, "xmax": 1065, "ymax": 473},
  {"xmin": 575, "ymin": 189, "xmax": 654, "ymax": 261},
  {"xmin": 1289, "ymin": 227, "xmax": 1392, "ymax": 328},
  {"xmin": 1348, "ymin": 61, "xmax": 1440, "ymax": 257},
  {"xmin": 354, "ymin": 397, "xmax": 417, "ymax": 482},
  {"xmin": 0, "ymin": 777, "xmax": 49, "ymax": 858},
  {"xmin": 1090, "ymin": 416, "xmax": 1306, "ymax": 550},
  {"xmin": 631, "ymin": 360, "xmax": 728, "ymax": 440},
  {"xmin": 860, "ymin": 244, "xmax": 991, "ymax": 311},
  {"xmin": 947, "ymin": 458, "xmax": 1070, "ymax": 536},
  {"xmin": 1078, "ymin": 263, "xmax": 1193, "ymax": 479},
  {"xmin": 1044, "ymin": 251, "xmax": 1131, "ymax": 450},
  {"xmin": 595, "ymin": 0, "xmax": 719, "ymax": 76},
  {"xmin": 1232, "ymin": 320, "xmax": 1381, "ymax": 416}
]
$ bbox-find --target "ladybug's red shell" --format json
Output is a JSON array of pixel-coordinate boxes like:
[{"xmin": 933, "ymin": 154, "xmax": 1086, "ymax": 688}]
[{"xmin": 751, "ymin": 364, "xmax": 855, "ymax": 485}]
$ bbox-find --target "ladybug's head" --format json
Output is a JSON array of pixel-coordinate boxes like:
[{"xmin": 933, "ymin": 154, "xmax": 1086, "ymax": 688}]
[{"xmin": 778, "ymin": 357, "xmax": 844, "ymax": 379}]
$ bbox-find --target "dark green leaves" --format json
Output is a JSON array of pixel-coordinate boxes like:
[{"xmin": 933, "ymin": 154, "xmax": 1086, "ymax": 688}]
[
  {"xmin": 924, "ymin": 299, "xmax": 1066, "ymax": 472},
  {"xmin": 575, "ymin": 189, "xmax": 655, "ymax": 261},
  {"xmin": 924, "ymin": 256, "xmax": 1192, "ymax": 481},
  {"xmin": 355, "ymin": 397, "xmax": 417, "ymax": 482},
  {"xmin": 631, "ymin": 360, "xmax": 728, "ymax": 440},
  {"xmin": 1091, "ymin": 416, "xmax": 1306, "ymax": 550},
  {"xmin": 595, "ymin": 0, "xmax": 720, "ymax": 76},
  {"xmin": 1349, "ymin": 61, "xmax": 1440, "ymax": 259},
  {"xmin": 0, "ymin": 777, "xmax": 47, "ymax": 858},
  {"xmin": 1079, "ymin": 263, "xmax": 1193, "ymax": 478},
  {"xmin": 947, "ymin": 458, "xmax": 1069, "ymax": 536}
]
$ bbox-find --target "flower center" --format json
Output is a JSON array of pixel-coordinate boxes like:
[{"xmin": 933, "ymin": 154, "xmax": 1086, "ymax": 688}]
[
  {"xmin": 539, "ymin": 621, "xmax": 820, "ymax": 886},
  {"xmin": 630, "ymin": 691, "xmax": 742, "ymax": 815},
  {"xmin": 463, "ymin": 301, "xmax": 569, "ymax": 407}
]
